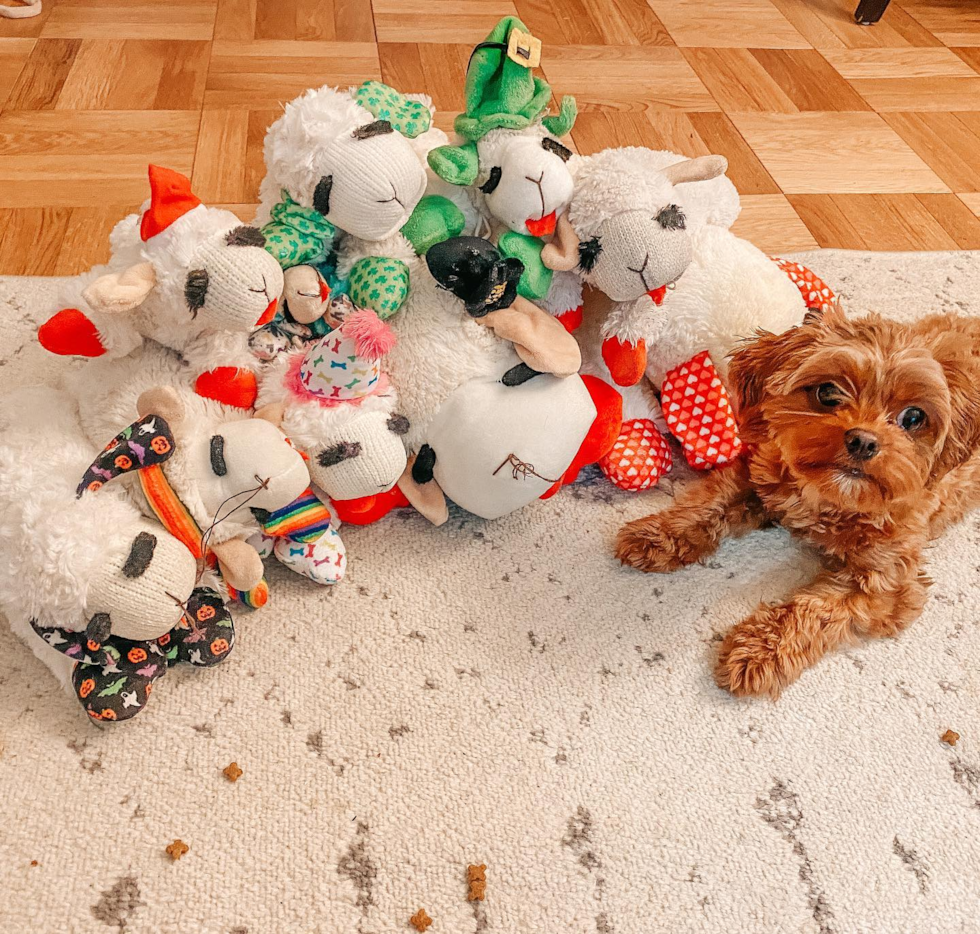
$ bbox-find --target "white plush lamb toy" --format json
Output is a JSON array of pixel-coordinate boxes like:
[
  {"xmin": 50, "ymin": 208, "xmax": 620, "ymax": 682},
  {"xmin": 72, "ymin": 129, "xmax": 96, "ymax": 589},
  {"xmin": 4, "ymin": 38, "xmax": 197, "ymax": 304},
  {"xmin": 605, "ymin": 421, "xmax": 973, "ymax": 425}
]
[
  {"xmin": 427, "ymin": 16, "xmax": 579, "ymax": 319},
  {"xmin": 68, "ymin": 343, "xmax": 310, "ymax": 605},
  {"xmin": 39, "ymin": 165, "xmax": 284, "ymax": 409},
  {"xmin": 0, "ymin": 386, "xmax": 237, "ymax": 724},
  {"xmin": 252, "ymin": 308, "xmax": 410, "ymax": 584},
  {"xmin": 257, "ymin": 81, "xmax": 471, "ymax": 325},
  {"xmin": 543, "ymin": 146, "xmax": 816, "ymax": 490}
]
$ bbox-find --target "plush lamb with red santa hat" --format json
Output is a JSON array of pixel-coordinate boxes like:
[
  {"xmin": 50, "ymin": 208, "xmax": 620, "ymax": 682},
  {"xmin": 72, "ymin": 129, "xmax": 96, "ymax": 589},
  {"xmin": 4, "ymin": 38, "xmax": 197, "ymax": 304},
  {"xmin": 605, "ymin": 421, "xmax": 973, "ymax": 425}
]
[{"xmin": 38, "ymin": 165, "xmax": 284, "ymax": 409}]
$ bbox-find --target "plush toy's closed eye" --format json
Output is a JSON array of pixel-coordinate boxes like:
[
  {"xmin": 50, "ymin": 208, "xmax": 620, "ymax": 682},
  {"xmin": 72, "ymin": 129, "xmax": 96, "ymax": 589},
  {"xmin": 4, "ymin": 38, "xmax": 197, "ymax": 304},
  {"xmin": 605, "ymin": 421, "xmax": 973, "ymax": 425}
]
[
  {"xmin": 185, "ymin": 269, "xmax": 210, "ymax": 317},
  {"xmin": 578, "ymin": 237, "xmax": 603, "ymax": 273}
]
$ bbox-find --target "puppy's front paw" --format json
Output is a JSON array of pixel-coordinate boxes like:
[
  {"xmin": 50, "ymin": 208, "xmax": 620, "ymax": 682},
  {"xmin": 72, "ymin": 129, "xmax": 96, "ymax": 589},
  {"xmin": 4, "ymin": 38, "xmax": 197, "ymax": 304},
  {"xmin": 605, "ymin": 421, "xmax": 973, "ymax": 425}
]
[
  {"xmin": 714, "ymin": 606, "xmax": 801, "ymax": 699},
  {"xmin": 616, "ymin": 514, "xmax": 708, "ymax": 573}
]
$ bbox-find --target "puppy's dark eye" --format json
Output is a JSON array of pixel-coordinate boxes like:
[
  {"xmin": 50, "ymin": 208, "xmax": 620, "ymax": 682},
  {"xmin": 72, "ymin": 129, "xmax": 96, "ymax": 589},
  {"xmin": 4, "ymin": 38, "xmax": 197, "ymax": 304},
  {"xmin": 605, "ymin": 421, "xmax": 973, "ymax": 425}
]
[
  {"xmin": 480, "ymin": 167, "xmax": 502, "ymax": 195},
  {"xmin": 313, "ymin": 175, "xmax": 333, "ymax": 216},
  {"xmin": 578, "ymin": 236, "xmax": 603, "ymax": 273},
  {"xmin": 656, "ymin": 204, "xmax": 686, "ymax": 231},
  {"xmin": 185, "ymin": 269, "xmax": 210, "ymax": 317},
  {"xmin": 318, "ymin": 441, "xmax": 362, "ymax": 467},
  {"xmin": 814, "ymin": 383, "xmax": 845, "ymax": 408},
  {"xmin": 541, "ymin": 138, "xmax": 572, "ymax": 162},
  {"xmin": 210, "ymin": 435, "xmax": 227, "ymax": 476},
  {"xmin": 897, "ymin": 406, "xmax": 927, "ymax": 431},
  {"xmin": 387, "ymin": 414, "xmax": 410, "ymax": 436}
]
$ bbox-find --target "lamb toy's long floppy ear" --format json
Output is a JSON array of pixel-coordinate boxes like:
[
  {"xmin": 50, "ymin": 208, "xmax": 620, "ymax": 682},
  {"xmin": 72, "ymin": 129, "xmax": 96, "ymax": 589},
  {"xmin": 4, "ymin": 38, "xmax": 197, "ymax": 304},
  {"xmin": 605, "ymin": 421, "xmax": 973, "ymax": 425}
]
[
  {"xmin": 82, "ymin": 262, "xmax": 157, "ymax": 314},
  {"xmin": 541, "ymin": 213, "xmax": 581, "ymax": 272},
  {"xmin": 662, "ymin": 154, "xmax": 728, "ymax": 186},
  {"xmin": 427, "ymin": 142, "xmax": 480, "ymax": 187}
]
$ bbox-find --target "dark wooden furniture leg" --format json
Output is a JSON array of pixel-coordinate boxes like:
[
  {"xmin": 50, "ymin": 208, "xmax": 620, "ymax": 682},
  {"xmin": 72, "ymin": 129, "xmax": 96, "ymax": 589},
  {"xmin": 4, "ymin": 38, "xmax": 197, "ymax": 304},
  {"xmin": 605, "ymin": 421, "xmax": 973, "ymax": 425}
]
[{"xmin": 854, "ymin": 0, "xmax": 891, "ymax": 24}]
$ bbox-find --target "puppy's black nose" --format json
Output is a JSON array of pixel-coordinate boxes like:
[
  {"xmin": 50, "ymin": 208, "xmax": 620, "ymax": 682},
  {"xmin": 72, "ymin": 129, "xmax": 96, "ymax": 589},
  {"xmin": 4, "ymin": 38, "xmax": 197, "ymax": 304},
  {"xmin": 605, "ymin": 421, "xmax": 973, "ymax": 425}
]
[{"xmin": 845, "ymin": 429, "xmax": 879, "ymax": 461}]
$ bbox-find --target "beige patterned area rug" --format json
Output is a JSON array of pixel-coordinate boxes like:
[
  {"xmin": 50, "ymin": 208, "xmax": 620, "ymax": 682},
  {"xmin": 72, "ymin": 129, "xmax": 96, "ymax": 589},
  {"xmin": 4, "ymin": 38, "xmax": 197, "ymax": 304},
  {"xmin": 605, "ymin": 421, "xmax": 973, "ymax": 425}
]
[{"xmin": 1, "ymin": 252, "xmax": 979, "ymax": 934}]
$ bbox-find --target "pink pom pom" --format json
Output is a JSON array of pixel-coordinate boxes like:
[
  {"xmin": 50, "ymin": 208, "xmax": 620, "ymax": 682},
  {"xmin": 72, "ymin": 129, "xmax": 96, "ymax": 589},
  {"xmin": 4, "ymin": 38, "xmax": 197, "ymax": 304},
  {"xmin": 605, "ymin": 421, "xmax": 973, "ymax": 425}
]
[{"xmin": 343, "ymin": 307, "xmax": 396, "ymax": 360}]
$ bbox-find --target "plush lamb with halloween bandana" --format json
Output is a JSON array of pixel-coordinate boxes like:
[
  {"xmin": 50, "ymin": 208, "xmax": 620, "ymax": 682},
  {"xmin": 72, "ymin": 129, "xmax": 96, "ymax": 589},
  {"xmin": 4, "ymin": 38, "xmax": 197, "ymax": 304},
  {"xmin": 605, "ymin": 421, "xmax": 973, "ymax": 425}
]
[
  {"xmin": 0, "ymin": 386, "xmax": 237, "ymax": 724},
  {"xmin": 68, "ymin": 342, "xmax": 310, "ymax": 604},
  {"xmin": 252, "ymin": 309, "xmax": 411, "ymax": 581},
  {"xmin": 257, "ymin": 81, "xmax": 471, "ymax": 325},
  {"xmin": 38, "ymin": 165, "xmax": 284, "ymax": 409},
  {"xmin": 543, "ymin": 147, "xmax": 815, "ymax": 489}
]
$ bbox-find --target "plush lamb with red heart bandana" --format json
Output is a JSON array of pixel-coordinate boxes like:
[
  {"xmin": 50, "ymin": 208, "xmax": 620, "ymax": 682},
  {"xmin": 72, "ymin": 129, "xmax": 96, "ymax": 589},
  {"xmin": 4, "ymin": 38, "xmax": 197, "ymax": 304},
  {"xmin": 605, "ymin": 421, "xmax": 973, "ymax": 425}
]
[
  {"xmin": 38, "ymin": 165, "xmax": 284, "ymax": 409},
  {"xmin": 543, "ymin": 147, "xmax": 823, "ymax": 489}
]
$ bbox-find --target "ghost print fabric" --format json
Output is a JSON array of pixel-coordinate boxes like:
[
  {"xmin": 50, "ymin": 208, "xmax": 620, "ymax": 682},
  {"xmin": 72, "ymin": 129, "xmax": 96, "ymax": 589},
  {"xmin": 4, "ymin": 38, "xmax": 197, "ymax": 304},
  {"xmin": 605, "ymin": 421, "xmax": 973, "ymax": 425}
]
[{"xmin": 76, "ymin": 414, "xmax": 176, "ymax": 497}]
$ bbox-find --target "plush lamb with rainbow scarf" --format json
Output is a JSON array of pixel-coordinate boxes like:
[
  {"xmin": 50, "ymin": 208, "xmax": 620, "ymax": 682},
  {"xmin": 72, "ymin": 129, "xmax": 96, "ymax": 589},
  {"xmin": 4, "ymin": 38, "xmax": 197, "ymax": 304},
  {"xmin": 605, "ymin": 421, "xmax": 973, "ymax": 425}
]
[
  {"xmin": 39, "ymin": 165, "xmax": 284, "ymax": 409},
  {"xmin": 254, "ymin": 308, "xmax": 410, "ymax": 584}
]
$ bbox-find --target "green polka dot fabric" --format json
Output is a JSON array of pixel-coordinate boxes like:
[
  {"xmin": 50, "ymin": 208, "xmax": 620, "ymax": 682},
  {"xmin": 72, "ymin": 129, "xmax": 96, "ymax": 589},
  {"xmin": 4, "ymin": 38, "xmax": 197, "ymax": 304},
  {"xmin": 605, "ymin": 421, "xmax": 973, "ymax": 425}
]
[
  {"xmin": 354, "ymin": 81, "xmax": 431, "ymax": 140},
  {"xmin": 262, "ymin": 190, "xmax": 337, "ymax": 268},
  {"xmin": 348, "ymin": 256, "xmax": 410, "ymax": 319}
]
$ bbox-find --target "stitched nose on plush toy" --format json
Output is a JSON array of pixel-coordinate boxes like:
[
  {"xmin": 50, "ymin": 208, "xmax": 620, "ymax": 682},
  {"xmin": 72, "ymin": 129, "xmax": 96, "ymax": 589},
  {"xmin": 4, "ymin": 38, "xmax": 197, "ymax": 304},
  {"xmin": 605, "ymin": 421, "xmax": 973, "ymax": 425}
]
[
  {"xmin": 526, "ymin": 211, "xmax": 556, "ymax": 237},
  {"xmin": 845, "ymin": 429, "xmax": 880, "ymax": 462}
]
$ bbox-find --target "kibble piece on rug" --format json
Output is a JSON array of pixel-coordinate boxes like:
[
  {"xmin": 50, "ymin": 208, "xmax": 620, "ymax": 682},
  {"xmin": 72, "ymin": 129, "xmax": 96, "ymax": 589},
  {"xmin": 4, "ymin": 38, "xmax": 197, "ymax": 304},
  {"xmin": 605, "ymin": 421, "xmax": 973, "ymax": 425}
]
[
  {"xmin": 223, "ymin": 762, "xmax": 243, "ymax": 782},
  {"xmin": 467, "ymin": 864, "xmax": 487, "ymax": 901},
  {"xmin": 165, "ymin": 840, "xmax": 189, "ymax": 861},
  {"xmin": 409, "ymin": 907, "xmax": 432, "ymax": 931},
  {"xmin": 941, "ymin": 730, "xmax": 960, "ymax": 746}
]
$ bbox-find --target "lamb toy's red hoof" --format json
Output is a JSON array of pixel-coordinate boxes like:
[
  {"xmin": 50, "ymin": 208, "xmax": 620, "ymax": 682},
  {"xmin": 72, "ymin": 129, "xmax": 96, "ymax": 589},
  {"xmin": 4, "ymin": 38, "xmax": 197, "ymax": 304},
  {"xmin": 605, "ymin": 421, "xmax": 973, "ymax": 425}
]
[
  {"xmin": 38, "ymin": 308, "xmax": 106, "ymax": 357},
  {"xmin": 599, "ymin": 418, "xmax": 673, "ymax": 491},
  {"xmin": 195, "ymin": 367, "xmax": 258, "ymax": 409},
  {"xmin": 601, "ymin": 336, "xmax": 646, "ymax": 387}
]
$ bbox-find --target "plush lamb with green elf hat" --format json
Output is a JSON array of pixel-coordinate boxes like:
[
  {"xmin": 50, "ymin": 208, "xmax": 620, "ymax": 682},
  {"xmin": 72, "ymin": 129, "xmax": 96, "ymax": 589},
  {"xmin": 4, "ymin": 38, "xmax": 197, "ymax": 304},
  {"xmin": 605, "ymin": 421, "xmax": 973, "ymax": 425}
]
[
  {"xmin": 256, "ymin": 81, "xmax": 472, "ymax": 325},
  {"xmin": 427, "ymin": 16, "xmax": 578, "ymax": 316}
]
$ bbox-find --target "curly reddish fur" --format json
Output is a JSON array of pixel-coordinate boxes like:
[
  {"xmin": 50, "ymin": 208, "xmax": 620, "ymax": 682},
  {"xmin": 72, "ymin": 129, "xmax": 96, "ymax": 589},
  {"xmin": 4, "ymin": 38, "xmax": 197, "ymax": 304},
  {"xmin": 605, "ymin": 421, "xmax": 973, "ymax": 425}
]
[{"xmin": 617, "ymin": 306, "xmax": 980, "ymax": 698}]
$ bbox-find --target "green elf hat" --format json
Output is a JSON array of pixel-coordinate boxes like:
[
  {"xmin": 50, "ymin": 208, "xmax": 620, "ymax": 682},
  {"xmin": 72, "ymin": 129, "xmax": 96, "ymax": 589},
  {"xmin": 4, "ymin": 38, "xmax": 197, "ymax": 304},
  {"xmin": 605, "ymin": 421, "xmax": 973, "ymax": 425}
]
[{"xmin": 429, "ymin": 16, "xmax": 577, "ymax": 187}]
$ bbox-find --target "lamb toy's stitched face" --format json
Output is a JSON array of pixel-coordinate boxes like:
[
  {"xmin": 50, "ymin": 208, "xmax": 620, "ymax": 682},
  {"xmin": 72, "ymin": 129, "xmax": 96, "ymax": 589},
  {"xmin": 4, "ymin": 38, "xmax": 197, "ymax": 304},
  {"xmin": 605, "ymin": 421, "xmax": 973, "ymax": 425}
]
[
  {"xmin": 477, "ymin": 127, "xmax": 575, "ymax": 238},
  {"xmin": 86, "ymin": 517, "xmax": 198, "ymax": 641},
  {"xmin": 265, "ymin": 86, "xmax": 429, "ymax": 243},
  {"xmin": 575, "ymin": 205, "xmax": 694, "ymax": 303},
  {"xmin": 183, "ymin": 225, "xmax": 284, "ymax": 332}
]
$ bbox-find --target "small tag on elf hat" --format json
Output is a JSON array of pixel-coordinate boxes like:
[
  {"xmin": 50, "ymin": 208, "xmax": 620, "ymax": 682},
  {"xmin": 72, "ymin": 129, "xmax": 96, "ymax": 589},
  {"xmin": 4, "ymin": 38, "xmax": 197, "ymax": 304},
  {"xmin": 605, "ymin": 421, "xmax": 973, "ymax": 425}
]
[{"xmin": 507, "ymin": 29, "xmax": 541, "ymax": 68}]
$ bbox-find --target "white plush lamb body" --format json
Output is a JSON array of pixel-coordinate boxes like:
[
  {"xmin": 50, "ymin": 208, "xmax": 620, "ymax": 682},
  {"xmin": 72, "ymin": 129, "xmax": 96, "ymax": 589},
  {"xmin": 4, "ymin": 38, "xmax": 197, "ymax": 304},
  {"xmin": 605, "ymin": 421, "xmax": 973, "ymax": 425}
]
[
  {"xmin": 39, "ymin": 165, "xmax": 284, "ymax": 409},
  {"xmin": 0, "ymin": 386, "xmax": 198, "ymax": 691}
]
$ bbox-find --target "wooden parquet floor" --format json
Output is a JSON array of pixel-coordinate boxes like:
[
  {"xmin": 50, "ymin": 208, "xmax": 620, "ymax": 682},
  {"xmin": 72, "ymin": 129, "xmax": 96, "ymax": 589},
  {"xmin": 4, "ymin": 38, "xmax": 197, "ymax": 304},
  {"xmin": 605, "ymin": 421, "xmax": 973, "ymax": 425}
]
[{"xmin": 2, "ymin": 0, "xmax": 980, "ymax": 274}]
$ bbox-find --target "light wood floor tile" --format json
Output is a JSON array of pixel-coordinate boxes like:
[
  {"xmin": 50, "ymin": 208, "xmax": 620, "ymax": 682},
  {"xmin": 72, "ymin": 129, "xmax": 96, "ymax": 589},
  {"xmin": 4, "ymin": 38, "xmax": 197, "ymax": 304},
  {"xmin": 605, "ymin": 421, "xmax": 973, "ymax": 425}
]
[
  {"xmin": 204, "ymin": 40, "xmax": 381, "ymax": 108},
  {"xmin": 953, "ymin": 47, "xmax": 980, "ymax": 72},
  {"xmin": 372, "ymin": 1, "xmax": 519, "ymax": 44},
  {"xmin": 789, "ymin": 193, "xmax": 964, "ymax": 250},
  {"xmin": 648, "ymin": 0, "xmax": 810, "ymax": 49},
  {"xmin": 883, "ymin": 112, "xmax": 980, "ymax": 192},
  {"xmin": 915, "ymin": 193, "xmax": 980, "ymax": 249},
  {"xmin": 749, "ymin": 48, "xmax": 872, "ymax": 110},
  {"xmin": 732, "ymin": 193, "xmax": 819, "ymax": 252},
  {"xmin": 846, "ymin": 76, "xmax": 980, "ymax": 111},
  {"xmin": 0, "ymin": 207, "xmax": 71, "ymax": 276},
  {"xmin": 541, "ymin": 46, "xmax": 719, "ymax": 112},
  {"xmin": 251, "ymin": 0, "xmax": 375, "ymax": 41},
  {"xmin": 0, "ymin": 38, "xmax": 35, "ymax": 112},
  {"xmin": 192, "ymin": 109, "xmax": 250, "ymax": 202},
  {"xmin": 41, "ymin": 0, "xmax": 218, "ymax": 41},
  {"xmin": 515, "ymin": 0, "xmax": 674, "ymax": 46},
  {"xmin": 959, "ymin": 193, "xmax": 980, "ymax": 220},
  {"xmin": 378, "ymin": 43, "xmax": 471, "ymax": 112},
  {"xmin": 53, "ymin": 202, "xmax": 142, "ymax": 274},
  {"xmin": 770, "ymin": 0, "xmax": 942, "ymax": 50},
  {"xmin": 686, "ymin": 112, "xmax": 781, "ymax": 194},
  {"xmin": 683, "ymin": 48, "xmax": 799, "ymax": 113},
  {"xmin": 900, "ymin": 0, "xmax": 980, "ymax": 47},
  {"xmin": 4, "ymin": 38, "xmax": 80, "ymax": 111},
  {"xmin": 730, "ymin": 111, "xmax": 949, "ymax": 193},
  {"xmin": 571, "ymin": 110, "xmax": 706, "ymax": 153},
  {"xmin": 55, "ymin": 39, "xmax": 211, "ymax": 111},
  {"xmin": 823, "ymin": 47, "xmax": 978, "ymax": 78}
]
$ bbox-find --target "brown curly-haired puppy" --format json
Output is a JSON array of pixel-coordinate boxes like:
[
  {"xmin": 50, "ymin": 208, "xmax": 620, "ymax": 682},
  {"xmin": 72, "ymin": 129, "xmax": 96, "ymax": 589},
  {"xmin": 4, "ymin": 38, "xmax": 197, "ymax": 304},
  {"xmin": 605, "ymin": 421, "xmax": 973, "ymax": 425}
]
[{"xmin": 617, "ymin": 305, "xmax": 980, "ymax": 698}]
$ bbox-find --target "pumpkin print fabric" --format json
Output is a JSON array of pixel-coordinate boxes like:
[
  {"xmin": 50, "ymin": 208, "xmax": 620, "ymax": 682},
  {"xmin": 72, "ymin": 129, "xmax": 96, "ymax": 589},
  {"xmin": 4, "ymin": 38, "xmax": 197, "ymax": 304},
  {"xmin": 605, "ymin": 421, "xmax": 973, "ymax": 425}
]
[
  {"xmin": 76, "ymin": 414, "xmax": 176, "ymax": 498},
  {"xmin": 30, "ymin": 587, "xmax": 234, "ymax": 724}
]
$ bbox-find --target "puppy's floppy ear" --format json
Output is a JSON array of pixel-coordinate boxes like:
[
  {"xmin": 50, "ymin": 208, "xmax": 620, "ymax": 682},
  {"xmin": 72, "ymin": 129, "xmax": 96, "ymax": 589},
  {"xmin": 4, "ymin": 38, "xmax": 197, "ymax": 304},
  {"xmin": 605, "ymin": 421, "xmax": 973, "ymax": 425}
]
[
  {"xmin": 727, "ymin": 323, "xmax": 822, "ymax": 415},
  {"xmin": 919, "ymin": 317, "xmax": 980, "ymax": 477}
]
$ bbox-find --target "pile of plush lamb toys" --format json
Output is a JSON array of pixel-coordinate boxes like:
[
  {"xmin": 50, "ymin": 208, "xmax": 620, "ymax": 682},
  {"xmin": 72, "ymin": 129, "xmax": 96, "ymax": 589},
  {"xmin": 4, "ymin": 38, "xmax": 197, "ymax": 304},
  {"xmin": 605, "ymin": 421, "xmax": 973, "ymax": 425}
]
[{"xmin": 1, "ymin": 16, "xmax": 835, "ymax": 726}]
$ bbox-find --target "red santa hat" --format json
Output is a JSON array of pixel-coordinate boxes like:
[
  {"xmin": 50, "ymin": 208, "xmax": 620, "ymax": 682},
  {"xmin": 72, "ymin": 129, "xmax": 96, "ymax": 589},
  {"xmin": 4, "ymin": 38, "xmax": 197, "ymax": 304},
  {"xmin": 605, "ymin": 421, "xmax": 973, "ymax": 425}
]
[{"xmin": 139, "ymin": 165, "xmax": 202, "ymax": 241}]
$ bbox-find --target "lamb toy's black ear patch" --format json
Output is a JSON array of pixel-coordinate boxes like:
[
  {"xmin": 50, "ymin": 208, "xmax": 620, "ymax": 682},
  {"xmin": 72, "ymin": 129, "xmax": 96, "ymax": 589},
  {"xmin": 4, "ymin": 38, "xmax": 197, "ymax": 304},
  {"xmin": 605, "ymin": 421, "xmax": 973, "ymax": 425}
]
[
  {"xmin": 313, "ymin": 175, "xmax": 333, "ymax": 216},
  {"xmin": 480, "ymin": 167, "xmax": 502, "ymax": 195},
  {"xmin": 656, "ymin": 204, "xmax": 686, "ymax": 231},
  {"xmin": 123, "ymin": 532, "xmax": 157, "ymax": 579},
  {"xmin": 353, "ymin": 120, "xmax": 394, "ymax": 140},
  {"xmin": 578, "ymin": 237, "xmax": 603, "ymax": 273},
  {"xmin": 185, "ymin": 269, "xmax": 210, "ymax": 317},
  {"xmin": 541, "ymin": 138, "xmax": 572, "ymax": 162},
  {"xmin": 86, "ymin": 612, "xmax": 113, "ymax": 644},
  {"xmin": 225, "ymin": 225, "xmax": 266, "ymax": 248}
]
